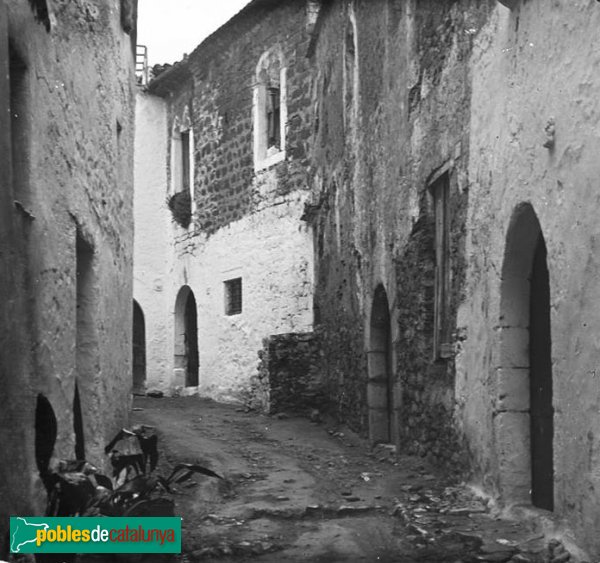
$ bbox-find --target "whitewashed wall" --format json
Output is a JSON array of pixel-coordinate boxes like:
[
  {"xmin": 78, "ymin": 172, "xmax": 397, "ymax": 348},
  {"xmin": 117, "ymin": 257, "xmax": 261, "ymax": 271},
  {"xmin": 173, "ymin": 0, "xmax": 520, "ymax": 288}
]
[
  {"xmin": 133, "ymin": 92, "xmax": 172, "ymax": 391},
  {"xmin": 169, "ymin": 193, "xmax": 314, "ymax": 402}
]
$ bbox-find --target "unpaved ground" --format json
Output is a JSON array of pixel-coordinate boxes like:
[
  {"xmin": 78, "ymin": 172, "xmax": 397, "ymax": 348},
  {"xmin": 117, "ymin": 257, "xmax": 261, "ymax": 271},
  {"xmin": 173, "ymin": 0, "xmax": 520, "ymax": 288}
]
[{"xmin": 132, "ymin": 397, "xmax": 571, "ymax": 563}]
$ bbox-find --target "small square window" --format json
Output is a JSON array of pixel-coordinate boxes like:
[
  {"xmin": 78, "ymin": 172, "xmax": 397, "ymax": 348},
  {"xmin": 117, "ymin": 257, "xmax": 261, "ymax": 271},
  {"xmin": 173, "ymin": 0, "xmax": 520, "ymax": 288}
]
[{"xmin": 224, "ymin": 278, "xmax": 242, "ymax": 316}]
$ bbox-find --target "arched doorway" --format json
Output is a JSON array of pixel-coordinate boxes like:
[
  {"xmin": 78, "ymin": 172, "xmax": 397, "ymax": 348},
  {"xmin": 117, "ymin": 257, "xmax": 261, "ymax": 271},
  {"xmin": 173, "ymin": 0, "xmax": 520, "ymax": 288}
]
[
  {"xmin": 132, "ymin": 300, "xmax": 146, "ymax": 394},
  {"xmin": 497, "ymin": 203, "xmax": 553, "ymax": 510},
  {"xmin": 368, "ymin": 285, "xmax": 393, "ymax": 444},
  {"xmin": 174, "ymin": 286, "xmax": 199, "ymax": 387},
  {"xmin": 35, "ymin": 394, "xmax": 57, "ymax": 485}
]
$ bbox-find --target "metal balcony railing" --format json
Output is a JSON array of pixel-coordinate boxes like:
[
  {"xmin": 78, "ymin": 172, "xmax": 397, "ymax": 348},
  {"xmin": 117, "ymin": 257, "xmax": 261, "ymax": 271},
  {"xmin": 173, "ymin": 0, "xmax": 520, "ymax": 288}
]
[{"xmin": 136, "ymin": 44, "xmax": 149, "ymax": 86}]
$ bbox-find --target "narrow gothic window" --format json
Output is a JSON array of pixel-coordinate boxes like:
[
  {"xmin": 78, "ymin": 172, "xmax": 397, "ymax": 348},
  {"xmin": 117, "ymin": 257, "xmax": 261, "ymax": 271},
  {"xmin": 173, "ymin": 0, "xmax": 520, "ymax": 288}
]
[
  {"xmin": 181, "ymin": 130, "xmax": 190, "ymax": 192},
  {"xmin": 254, "ymin": 48, "xmax": 286, "ymax": 170},
  {"xmin": 267, "ymin": 87, "xmax": 280, "ymax": 149}
]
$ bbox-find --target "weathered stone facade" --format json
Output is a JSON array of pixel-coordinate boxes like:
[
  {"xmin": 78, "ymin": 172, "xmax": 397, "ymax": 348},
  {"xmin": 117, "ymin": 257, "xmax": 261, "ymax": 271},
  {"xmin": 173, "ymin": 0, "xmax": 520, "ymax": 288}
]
[
  {"xmin": 308, "ymin": 0, "xmax": 492, "ymax": 462},
  {"xmin": 459, "ymin": 1, "xmax": 600, "ymax": 556},
  {"xmin": 133, "ymin": 0, "xmax": 600, "ymax": 555},
  {"xmin": 253, "ymin": 332, "xmax": 325, "ymax": 414},
  {"xmin": 0, "ymin": 0, "xmax": 136, "ymax": 555},
  {"xmin": 134, "ymin": 0, "xmax": 315, "ymax": 401},
  {"xmin": 307, "ymin": 0, "xmax": 600, "ymax": 557}
]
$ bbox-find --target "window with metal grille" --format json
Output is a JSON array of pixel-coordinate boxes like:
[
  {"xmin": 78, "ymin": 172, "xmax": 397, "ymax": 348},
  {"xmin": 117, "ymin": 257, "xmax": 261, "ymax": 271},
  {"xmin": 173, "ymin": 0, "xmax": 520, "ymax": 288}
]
[{"xmin": 224, "ymin": 278, "xmax": 242, "ymax": 316}]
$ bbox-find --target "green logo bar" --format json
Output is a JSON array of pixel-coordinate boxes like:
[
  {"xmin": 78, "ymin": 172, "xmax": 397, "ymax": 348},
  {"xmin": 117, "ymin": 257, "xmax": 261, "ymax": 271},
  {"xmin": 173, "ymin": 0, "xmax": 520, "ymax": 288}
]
[{"xmin": 10, "ymin": 516, "xmax": 182, "ymax": 554}]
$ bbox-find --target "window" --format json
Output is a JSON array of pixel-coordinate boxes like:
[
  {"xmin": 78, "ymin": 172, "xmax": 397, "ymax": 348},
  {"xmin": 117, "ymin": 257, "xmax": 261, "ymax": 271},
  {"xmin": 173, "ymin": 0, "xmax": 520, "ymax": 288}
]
[
  {"xmin": 224, "ymin": 278, "xmax": 242, "ymax": 316},
  {"xmin": 267, "ymin": 87, "xmax": 281, "ymax": 149},
  {"xmin": 170, "ymin": 107, "xmax": 193, "ymax": 196},
  {"xmin": 181, "ymin": 129, "xmax": 190, "ymax": 192},
  {"xmin": 431, "ymin": 173, "xmax": 451, "ymax": 359},
  {"xmin": 254, "ymin": 48, "xmax": 286, "ymax": 171},
  {"xmin": 168, "ymin": 109, "xmax": 194, "ymax": 229}
]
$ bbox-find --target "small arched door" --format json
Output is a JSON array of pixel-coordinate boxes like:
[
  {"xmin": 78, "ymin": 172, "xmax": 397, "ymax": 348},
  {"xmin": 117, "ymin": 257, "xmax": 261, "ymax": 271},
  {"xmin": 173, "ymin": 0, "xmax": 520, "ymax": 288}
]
[
  {"xmin": 174, "ymin": 286, "xmax": 199, "ymax": 387},
  {"xmin": 132, "ymin": 300, "xmax": 146, "ymax": 394},
  {"xmin": 35, "ymin": 394, "xmax": 57, "ymax": 480},
  {"xmin": 368, "ymin": 285, "xmax": 394, "ymax": 444},
  {"xmin": 497, "ymin": 203, "xmax": 553, "ymax": 511}
]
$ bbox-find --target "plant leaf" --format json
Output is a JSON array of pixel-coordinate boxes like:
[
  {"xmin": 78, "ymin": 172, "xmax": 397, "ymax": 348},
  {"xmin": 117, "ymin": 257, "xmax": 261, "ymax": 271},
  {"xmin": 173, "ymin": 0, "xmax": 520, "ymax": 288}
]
[{"xmin": 166, "ymin": 463, "xmax": 223, "ymax": 484}]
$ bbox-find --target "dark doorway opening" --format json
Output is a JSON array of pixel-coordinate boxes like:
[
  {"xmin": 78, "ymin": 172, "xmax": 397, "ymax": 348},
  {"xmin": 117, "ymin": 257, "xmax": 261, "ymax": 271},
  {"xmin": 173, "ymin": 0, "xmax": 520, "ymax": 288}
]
[
  {"xmin": 35, "ymin": 394, "xmax": 57, "ymax": 482},
  {"xmin": 529, "ymin": 235, "xmax": 554, "ymax": 511},
  {"xmin": 497, "ymin": 203, "xmax": 554, "ymax": 509},
  {"xmin": 174, "ymin": 286, "xmax": 199, "ymax": 388},
  {"xmin": 184, "ymin": 291, "xmax": 199, "ymax": 387},
  {"xmin": 132, "ymin": 300, "xmax": 146, "ymax": 393},
  {"xmin": 368, "ymin": 285, "xmax": 393, "ymax": 444}
]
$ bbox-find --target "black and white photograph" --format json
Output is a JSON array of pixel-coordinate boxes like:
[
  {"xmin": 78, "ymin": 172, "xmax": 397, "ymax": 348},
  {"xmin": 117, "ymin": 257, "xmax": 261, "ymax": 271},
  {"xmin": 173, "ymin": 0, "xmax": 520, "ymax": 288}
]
[{"xmin": 1, "ymin": 0, "xmax": 598, "ymax": 561}]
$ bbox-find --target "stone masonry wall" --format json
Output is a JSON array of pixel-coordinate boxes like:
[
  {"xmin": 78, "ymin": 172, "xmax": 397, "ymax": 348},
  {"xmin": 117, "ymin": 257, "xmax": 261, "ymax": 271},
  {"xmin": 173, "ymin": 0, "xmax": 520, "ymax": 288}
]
[
  {"xmin": 309, "ymin": 0, "xmax": 494, "ymax": 468},
  {"xmin": 252, "ymin": 332, "xmax": 326, "ymax": 415},
  {"xmin": 167, "ymin": 0, "xmax": 314, "ymax": 238},
  {"xmin": 0, "ymin": 0, "xmax": 135, "ymax": 554}
]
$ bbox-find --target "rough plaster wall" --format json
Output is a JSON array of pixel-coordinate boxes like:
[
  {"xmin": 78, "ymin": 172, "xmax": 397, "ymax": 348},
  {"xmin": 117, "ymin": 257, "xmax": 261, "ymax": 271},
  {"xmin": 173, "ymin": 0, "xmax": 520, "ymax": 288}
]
[
  {"xmin": 170, "ymin": 194, "xmax": 314, "ymax": 402},
  {"xmin": 460, "ymin": 0, "xmax": 600, "ymax": 554},
  {"xmin": 133, "ymin": 91, "xmax": 171, "ymax": 390},
  {"xmin": 0, "ymin": 0, "xmax": 135, "ymax": 548}
]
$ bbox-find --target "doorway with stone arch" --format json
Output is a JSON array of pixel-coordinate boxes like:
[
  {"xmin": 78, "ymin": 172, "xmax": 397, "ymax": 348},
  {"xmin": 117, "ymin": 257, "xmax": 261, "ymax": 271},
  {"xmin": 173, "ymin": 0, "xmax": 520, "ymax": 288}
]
[
  {"xmin": 368, "ymin": 284, "xmax": 394, "ymax": 444},
  {"xmin": 132, "ymin": 300, "xmax": 146, "ymax": 394},
  {"xmin": 496, "ymin": 202, "xmax": 554, "ymax": 511},
  {"xmin": 174, "ymin": 286, "xmax": 199, "ymax": 387}
]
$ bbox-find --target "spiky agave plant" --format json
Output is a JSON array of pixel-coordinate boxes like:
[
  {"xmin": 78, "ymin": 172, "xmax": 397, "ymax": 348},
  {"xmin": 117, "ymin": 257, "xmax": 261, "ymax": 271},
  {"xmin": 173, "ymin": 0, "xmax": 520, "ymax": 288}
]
[{"xmin": 44, "ymin": 425, "xmax": 223, "ymax": 518}]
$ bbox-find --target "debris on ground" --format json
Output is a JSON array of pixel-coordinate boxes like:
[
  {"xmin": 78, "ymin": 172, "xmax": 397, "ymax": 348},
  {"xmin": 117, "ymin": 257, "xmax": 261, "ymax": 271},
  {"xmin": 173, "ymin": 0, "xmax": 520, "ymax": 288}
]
[{"xmin": 130, "ymin": 397, "xmax": 588, "ymax": 562}]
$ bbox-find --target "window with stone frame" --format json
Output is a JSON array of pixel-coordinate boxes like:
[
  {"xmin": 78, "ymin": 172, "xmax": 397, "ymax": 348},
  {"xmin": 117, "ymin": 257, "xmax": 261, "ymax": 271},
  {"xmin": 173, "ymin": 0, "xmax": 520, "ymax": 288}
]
[
  {"xmin": 168, "ymin": 108, "xmax": 194, "ymax": 229},
  {"xmin": 266, "ymin": 86, "xmax": 281, "ymax": 149},
  {"xmin": 254, "ymin": 48, "xmax": 286, "ymax": 171},
  {"xmin": 431, "ymin": 172, "xmax": 452, "ymax": 360},
  {"xmin": 181, "ymin": 129, "xmax": 190, "ymax": 192},
  {"xmin": 224, "ymin": 278, "xmax": 242, "ymax": 316}
]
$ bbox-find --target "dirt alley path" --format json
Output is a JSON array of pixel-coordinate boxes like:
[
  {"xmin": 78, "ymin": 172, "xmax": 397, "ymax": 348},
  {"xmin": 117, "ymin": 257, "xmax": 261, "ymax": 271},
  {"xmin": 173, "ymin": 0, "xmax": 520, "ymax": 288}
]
[{"xmin": 132, "ymin": 397, "xmax": 568, "ymax": 563}]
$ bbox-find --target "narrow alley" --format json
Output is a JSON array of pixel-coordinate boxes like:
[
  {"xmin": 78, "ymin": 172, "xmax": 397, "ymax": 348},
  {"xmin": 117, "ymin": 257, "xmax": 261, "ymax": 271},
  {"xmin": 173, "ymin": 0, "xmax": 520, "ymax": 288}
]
[
  {"xmin": 4, "ymin": 0, "xmax": 600, "ymax": 561},
  {"xmin": 132, "ymin": 397, "xmax": 573, "ymax": 563}
]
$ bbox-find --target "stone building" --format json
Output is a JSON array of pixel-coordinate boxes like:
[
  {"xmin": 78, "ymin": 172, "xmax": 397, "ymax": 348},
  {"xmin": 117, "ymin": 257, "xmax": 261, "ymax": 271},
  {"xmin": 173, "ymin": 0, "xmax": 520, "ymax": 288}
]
[
  {"xmin": 0, "ymin": 0, "xmax": 136, "ymax": 554},
  {"xmin": 133, "ymin": 0, "xmax": 315, "ymax": 402},
  {"xmin": 307, "ymin": 0, "xmax": 600, "ymax": 556}
]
